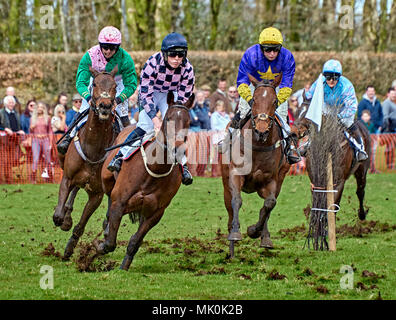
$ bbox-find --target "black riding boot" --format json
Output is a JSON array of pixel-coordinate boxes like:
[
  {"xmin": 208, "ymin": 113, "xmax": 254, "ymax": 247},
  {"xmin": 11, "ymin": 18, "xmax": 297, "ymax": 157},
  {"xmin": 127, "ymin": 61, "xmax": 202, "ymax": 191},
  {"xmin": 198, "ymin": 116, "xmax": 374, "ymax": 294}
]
[
  {"xmin": 180, "ymin": 164, "xmax": 193, "ymax": 185},
  {"xmin": 346, "ymin": 125, "xmax": 368, "ymax": 162},
  {"xmin": 285, "ymin": 136, "xmax": 302, "ymax": 164},
  {"xmin": 107, "ymin": 127, "xmax": 146, "ymax": 172},
  {"xmin": 57, "ymin": 133, "xmax": 73, "ymax": 155}
]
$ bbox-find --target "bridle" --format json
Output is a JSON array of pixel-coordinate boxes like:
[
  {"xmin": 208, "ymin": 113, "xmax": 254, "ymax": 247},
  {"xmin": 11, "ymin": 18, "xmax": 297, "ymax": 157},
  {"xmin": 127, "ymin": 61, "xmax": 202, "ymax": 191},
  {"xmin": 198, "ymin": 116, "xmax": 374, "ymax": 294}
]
[
  {"xmin": 90, "ymin": 71, "xmax": 116, "ymax": 117},
  {"xmin": 250, "ymin": 82, "xmax": 279, "ymax": 142}
]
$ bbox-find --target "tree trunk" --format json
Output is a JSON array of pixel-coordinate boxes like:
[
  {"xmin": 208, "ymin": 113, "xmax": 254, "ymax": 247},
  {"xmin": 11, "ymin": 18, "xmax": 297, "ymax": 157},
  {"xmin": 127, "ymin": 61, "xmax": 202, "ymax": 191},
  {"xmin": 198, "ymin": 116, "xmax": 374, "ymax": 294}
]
[
  {"xmin": 60, "ymin": 0, "xmax": 69, "ymax": 53},
  {"xmin": 209, "ymin": 0, "xmax": 222, "ymax": 50}
]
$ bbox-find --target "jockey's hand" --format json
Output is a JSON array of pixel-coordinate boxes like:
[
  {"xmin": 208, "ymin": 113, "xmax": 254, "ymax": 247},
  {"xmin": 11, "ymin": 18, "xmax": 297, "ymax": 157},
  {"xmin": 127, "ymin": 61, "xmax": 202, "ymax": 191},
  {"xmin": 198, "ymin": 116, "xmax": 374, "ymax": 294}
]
[{"xmin": 152, "ymin": 116, "xmax": 162, "ymax": 131}]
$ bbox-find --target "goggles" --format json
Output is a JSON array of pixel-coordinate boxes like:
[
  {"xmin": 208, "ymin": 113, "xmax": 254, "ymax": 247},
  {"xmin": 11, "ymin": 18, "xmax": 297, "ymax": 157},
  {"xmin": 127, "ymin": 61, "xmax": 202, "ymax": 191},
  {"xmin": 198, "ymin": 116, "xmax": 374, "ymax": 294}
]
[
  {"xmin": 324, "ymin": 73, "xmax": 340, "ymax": 81},
  {"xmin": 167, "ymin": 51, "xmax": 186, "ymax": 58},
  {"xmin": 261, "ymin": 44, "xmax": 282, "ymax": 53},
  {"xmin": 100, "ymin": 43, "xmax": 119, "ymax": 51}
]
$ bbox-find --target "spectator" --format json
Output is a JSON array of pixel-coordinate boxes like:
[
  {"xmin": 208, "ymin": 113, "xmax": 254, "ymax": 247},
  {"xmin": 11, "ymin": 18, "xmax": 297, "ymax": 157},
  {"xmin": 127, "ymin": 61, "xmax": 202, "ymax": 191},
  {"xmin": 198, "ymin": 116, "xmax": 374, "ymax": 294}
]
[
  {"xmin": 5, "ymin": 87, "xmax": 22, "ymax": 115},
  {"xmin": 228, "ymin": 86, "xmax": 239, "ymax": 112},
  {"xmin": 189, "ymin": 108, "xmax": 201, "ymax": 132},
  {"xmin": 360, "ymin": 110, "xmax": 375, "ymax": 133},
  {"xmin": 382, "ymin": 87, "xmax": 396, "ymax": 170},
  {"xmin": 66, "ymin": 93, "xmax": 82, "ymax": 127},
  {"xmin": 0, "ymin": 95, "xmax": 25, "ymax": 135},
  {"xmin": 191, "ymin": 90, "xmax": 211, "ymax": 131},
  {"xmin": 357, "ymin": 85, "xmax": 383, "ymax": 134},
  {"xmin": 382, "ymin": 87, "xmax": 396, "ymax": 133},
  {"xmin": 201, "ymin": 84, "xmax": 212, "ymax": 104},
  {"xmin": 211, "ymin": 100, "xmax": 231, "ymax": 131},
  {"xmin": 51, "ymin": 104, "xmax": 67, "ymax": 134},
  {"xmin": 30, "ymin": 102, "xmax": 53, "ymax": 183},
  {"xmin": 0, "ymin": 95, "xmax": 25, "ymax": 184},
  {"xmin": 20, "ymin": 99, "xmax": 37, "ymax": 134},
  {"xmin": 51, "ymin": 92, "xmax": 68, "ymax": 117},
  {"xmin": 294, "ymin": 82, "xmax": 311, "ymax": 107},
  {"xmin": 209, "ymin": 79, "xmax": 233, "ymax": 115},
  {"xmin": 287, "ymin": 95, "xmax": 299, "ymax": 126}
]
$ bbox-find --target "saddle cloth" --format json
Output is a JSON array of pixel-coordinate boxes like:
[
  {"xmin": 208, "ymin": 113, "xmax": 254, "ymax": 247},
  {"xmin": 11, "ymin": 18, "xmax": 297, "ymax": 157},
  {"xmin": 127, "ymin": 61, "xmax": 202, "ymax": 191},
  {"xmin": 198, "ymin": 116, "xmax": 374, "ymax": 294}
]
[{"xmin": 122, "ymin": 131, "xmax": 156, "ymax": 161}]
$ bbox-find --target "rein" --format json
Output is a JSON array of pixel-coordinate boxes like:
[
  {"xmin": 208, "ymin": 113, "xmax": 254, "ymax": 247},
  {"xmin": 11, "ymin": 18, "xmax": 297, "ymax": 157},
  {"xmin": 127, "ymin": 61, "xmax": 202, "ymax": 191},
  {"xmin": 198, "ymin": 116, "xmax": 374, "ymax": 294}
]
[{"xmin": 141, "ymin": 103, "xmax": 189, "ymax": 179}]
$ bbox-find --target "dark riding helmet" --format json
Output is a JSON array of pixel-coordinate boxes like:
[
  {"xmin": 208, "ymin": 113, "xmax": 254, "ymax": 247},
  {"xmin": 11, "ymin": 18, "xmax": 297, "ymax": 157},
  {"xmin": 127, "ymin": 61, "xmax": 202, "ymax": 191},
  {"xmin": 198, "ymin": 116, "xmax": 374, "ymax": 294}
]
[{"xmin": 161, "ymin": 33, "xmax": 188, "ymax": 65}]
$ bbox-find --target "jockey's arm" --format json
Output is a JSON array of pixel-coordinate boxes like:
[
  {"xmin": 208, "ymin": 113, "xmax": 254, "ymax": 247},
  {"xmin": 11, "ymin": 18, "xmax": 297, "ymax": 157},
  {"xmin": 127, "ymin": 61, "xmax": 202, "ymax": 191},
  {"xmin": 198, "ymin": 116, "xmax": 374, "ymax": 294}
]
[
  {"xmin": 115, "ymin": 52, "xmax": 138, "ymax": 104},
  {"xmin": 76, "ymin": 52, "xmax": 93, "ymax": 103},
  {"xmin": 176, "ymin": 65, "xmax": 195, "ymax": 105},
  {"xmin": 276, "ymin": 52, "xmax": 295, "ymax": 105},
  {"xmin": 236, "ymin": 51, "xmax": 255, "ymax": 103},
  {"xmin": 337, "ymin": 83, "xmax": 358, "ymax": 128}
]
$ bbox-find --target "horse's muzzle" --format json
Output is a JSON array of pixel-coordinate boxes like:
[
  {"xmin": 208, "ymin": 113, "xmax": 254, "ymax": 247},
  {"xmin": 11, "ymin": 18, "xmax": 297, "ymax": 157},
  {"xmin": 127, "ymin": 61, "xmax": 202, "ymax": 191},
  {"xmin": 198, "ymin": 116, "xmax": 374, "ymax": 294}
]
[{"xmin": 98, "ymin": 103, "xmax": 113, "ymax": 120}]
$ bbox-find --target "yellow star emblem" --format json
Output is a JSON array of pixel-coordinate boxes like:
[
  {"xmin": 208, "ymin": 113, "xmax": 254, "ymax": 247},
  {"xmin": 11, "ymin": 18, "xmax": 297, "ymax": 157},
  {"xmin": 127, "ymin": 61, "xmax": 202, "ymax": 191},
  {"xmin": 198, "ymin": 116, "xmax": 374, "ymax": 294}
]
[{"xmin": 257, "ymin": 66, "xmax": 280, "ymax": 80}]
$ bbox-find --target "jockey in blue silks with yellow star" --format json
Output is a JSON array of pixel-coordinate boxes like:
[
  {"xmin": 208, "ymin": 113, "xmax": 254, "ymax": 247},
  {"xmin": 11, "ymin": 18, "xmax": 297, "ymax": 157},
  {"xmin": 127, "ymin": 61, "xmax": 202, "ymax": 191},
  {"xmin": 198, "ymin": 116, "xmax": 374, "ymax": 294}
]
[{"xmin": 223, "ymin": 27, "xmax": 301, "ymax": 164}]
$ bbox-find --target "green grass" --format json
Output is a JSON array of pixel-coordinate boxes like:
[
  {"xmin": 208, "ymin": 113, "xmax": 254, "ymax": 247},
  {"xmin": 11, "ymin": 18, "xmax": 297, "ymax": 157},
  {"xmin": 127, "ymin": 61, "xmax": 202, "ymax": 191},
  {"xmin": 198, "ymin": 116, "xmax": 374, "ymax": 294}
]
[{"xmin": 0, "ymin": 173, "xmax": 395, "ymax": 300}]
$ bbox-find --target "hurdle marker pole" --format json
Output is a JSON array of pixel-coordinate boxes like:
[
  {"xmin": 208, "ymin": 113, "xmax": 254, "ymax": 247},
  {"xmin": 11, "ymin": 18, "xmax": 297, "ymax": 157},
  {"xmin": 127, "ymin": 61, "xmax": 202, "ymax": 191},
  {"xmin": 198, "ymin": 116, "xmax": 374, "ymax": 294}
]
[{"xmin": 327, "ymin": 153, "xmax": 336, "ymax": 251}]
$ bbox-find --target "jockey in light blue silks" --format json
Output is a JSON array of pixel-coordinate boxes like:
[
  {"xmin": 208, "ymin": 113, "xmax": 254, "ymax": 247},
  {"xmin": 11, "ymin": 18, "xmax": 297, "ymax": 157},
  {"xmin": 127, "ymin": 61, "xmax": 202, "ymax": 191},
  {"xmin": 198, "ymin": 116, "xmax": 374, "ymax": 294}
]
[{"xmin": 304, "ymin": 59, "xmax": 368, "ymax": 162}]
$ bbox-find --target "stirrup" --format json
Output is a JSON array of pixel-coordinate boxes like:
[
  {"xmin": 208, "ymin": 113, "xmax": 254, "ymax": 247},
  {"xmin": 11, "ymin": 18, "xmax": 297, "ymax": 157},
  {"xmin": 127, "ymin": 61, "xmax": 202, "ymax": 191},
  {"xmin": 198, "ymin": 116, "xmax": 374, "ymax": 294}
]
[
  {"xmin": 107, "ymin": 155, "xmax": 123, "ymax": 172},
  {"xmin": 181, "ymin": 165, "xmax": 193, "ymax": 185},
  {"xmin": 356, "ymin": 150, "xmax": 368, "ymax": 162}
]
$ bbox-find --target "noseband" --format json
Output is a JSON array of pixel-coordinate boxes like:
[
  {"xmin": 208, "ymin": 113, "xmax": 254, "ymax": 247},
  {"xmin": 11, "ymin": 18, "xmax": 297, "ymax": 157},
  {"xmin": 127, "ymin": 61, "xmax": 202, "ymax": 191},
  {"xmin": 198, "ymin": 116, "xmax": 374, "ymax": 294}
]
[{"xmin": 250, "ymin": 82, "xmax": 279, "ymax": 141}]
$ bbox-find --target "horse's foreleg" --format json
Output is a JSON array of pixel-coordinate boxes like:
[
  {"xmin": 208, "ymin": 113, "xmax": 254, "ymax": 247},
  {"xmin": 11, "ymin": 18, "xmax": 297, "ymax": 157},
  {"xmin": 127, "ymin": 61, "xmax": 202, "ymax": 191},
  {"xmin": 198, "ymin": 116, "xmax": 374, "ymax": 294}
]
[
  {"xmin": 60, "ymin": 187, "xmax": 79, "ymax": 231},
  {"xmin": 97, "ymin": 199, "xmax": 125, "ymax": 255},
  {"xmin": 53, "ymin": 175, "xmax": 73, "ymax": 227},
  {"xmin": 260, "ymin": 195, "xmax": 277, "ymax": 248},
  {"xmin": 120, "ymin": 210, "xmax": 164, "ymax": 271},
  {"xmin": 355, "ymin": 165, "xmax": 368, "ymax": 220},
  {"xmin": 102, "ymin": 196, "xmax": 112, "ymax": 233},
  {"xmin": 227, "ymin": 174, "xmax": 243, "ymax": 242},
  {"xmin": 63, "ymin": 192, "xmax": 104, "ymax": 260}
]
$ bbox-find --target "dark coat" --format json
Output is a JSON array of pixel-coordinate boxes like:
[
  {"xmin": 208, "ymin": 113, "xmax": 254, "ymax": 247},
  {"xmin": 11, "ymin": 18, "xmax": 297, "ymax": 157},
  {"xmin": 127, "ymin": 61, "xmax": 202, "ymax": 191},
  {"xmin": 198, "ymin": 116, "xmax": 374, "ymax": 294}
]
[{"xmin": 0, "ymin": 108, "xmax": 22, "ymax": 132}]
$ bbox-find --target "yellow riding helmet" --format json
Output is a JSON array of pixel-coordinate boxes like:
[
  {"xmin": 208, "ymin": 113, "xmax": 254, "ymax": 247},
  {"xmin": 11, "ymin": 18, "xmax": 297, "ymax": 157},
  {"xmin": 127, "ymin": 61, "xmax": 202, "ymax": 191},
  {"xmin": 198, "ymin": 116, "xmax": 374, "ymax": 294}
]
[{"xmin": 259, "ymin": 27, "xmax": 283, "ymax": 45}]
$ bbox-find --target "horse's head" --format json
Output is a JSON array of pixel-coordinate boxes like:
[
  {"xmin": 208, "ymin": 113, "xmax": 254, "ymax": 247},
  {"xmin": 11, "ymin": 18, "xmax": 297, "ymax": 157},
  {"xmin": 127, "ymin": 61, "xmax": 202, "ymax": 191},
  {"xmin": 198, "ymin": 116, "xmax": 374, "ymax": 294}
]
[
  {"xmin": 291, "ymin": 89, "xmax": 312, "ymax": 139},
  {"xmin": 89, "ymin": 65, "xmax": 118, "ymax": 121},
  {"xmin": 162, "ymin": 92, "xmax": 195, "ymax": 159},
  {"xmin": 248, "ymin": 73, "xmax": 281, "ymax": 142}
]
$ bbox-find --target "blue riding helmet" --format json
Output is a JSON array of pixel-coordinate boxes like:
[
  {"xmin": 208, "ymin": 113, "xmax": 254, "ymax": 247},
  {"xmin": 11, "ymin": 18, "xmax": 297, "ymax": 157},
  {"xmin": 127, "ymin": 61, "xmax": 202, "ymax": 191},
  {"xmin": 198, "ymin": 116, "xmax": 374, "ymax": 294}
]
[
  {"xmin": 322, "ymin": 59, "xmax": 342, "ymax": 75},
  {"xmin": 161, "ymin": 32, "xmax": 188, "ymax": 52}
]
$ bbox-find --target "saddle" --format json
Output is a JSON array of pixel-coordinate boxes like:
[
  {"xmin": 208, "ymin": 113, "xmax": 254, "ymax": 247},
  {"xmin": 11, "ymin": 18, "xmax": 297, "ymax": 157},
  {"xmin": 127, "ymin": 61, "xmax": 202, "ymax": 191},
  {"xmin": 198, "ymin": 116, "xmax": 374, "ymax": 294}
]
[{"xmin": 122, "ymin": 131, "xmax": 156, "ymax": 160}]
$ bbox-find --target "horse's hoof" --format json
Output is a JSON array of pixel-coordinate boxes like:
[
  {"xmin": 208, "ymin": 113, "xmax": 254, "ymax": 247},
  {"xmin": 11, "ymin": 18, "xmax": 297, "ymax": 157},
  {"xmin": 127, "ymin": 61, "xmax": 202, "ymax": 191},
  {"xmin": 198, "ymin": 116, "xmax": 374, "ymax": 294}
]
[
  {"xmin": 358, "ymin": 209, "xmax": 368, "ymax": 221},
  {"xmin": 247, "ymin": 225, "xmax": 261, "ymax": 239},
  {"xmin": 228, "ymin": 232, "xmax": 242, "ymax": 241},
  {"xmin": 260, "ymin": 237, "xmax": 274, "ymax": 249},
  {"xmin": 60, "ymin": 216, "xmax": 73, "ymax": 231},
  {"xmin": 53, "ymin": 214, "xmax": 64, "ymax": 227}
]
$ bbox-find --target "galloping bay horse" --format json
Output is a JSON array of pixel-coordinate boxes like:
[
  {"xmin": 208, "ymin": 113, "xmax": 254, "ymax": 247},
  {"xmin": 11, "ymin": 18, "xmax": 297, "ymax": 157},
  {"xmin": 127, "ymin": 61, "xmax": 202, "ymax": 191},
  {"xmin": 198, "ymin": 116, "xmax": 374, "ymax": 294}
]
[
  {"xmin": 292, "ymin": 92, "xmax": 370, "ymax": 249},
  {"xmin": 53, "ymin": 66, "xmax": 118, "ymax": 259},
  {"xmin": 94, "ymin": 92, "xmax": 194, "ymax": 270},
  {"xmin": 221, "ymin": 74, "xmax": 291, "ymax": 257}
]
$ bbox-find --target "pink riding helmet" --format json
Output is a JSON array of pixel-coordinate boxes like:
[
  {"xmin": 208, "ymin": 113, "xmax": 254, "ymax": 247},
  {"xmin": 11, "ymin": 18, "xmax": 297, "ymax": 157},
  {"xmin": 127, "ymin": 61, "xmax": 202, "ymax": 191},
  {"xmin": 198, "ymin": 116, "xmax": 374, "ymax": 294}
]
[{"xmin": 98, "ymin": 26, "xmax": 122, "ymax": 44}]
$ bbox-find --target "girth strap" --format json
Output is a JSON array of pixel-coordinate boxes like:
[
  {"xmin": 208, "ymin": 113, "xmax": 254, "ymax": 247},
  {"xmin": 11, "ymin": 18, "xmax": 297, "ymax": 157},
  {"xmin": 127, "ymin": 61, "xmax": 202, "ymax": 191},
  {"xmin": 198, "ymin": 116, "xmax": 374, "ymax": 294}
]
[{"xmin": 73, "ymin": 136, "xmax": 108, "ymax": 165}]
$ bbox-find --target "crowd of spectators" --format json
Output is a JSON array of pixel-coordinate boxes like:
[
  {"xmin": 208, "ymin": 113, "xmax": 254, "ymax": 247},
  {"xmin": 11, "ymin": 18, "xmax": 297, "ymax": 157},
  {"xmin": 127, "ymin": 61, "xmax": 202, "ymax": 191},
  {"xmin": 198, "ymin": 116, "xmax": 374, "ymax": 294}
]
[{"xmin": 1, "ymin": 78, "xmax": 396, "ymax": 183}]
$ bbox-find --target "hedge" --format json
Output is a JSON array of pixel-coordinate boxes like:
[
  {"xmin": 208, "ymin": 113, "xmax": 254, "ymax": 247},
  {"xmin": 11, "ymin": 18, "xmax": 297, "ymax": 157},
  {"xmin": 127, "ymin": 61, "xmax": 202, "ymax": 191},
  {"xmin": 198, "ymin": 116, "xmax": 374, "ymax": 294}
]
[{"xmin": 0, "ymin": 51, "xmax": 395, "ymax": 105}]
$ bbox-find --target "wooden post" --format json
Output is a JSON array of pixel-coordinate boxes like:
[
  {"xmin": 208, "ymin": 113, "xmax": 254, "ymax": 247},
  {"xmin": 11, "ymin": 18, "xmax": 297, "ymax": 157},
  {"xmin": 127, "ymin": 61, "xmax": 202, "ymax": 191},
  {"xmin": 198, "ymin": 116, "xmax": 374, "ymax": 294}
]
[{"xmin": 327, "ymin": 153, "xmax": 336, "ymax": 251}]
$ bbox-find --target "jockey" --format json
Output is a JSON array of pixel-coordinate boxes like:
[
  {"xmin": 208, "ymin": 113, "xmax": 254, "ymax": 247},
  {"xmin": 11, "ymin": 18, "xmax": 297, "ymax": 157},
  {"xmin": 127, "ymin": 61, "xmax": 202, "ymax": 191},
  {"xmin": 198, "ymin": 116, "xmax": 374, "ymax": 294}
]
[
  {"xmin": 107, "ymin": 32, "xmax": 195, "ymax": 185},
  {"xmin": 57, "ymin": 26, "xmax": 138, "ymax": 155},
  {"xmin": 305, "ymin": 59, "xmax": 368, "ymax": 162},
  {"xmin": 222, "ymin": 27, "xmax": 301, "ymax": 164}
]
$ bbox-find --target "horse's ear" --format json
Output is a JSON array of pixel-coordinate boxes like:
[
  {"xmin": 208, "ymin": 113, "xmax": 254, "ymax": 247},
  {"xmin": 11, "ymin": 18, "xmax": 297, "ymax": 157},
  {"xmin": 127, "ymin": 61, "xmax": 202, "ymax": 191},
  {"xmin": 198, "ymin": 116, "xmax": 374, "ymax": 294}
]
[
  {"xmin": 167, "ymin": 91, "xmax": 175, "ymax": 105},
  {"xmin": 89, "ymin": 66, "xmax": 100, "ymax": 78},
  {"xmin": 248, "ymin": 74, "xmax": 258, "ymax": 87},
  {"xmin": 110, "ymin": 65, "xmax": 118, "ymax": 77},
  {"xmin": 273, "ymin": 72, "xmax": 282, "ymax": 88},
  {"xmin": 185, "ymin": 93, "xmax": 195, "ymax": 109}
]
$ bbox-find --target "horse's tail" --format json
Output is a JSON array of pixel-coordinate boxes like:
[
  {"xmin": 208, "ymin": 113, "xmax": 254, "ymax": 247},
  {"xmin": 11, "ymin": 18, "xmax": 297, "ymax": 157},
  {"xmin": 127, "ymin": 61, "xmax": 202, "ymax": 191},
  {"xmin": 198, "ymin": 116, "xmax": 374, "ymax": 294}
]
[{"xmin": 128, "ymin": 212, "xmax": 140, "ymax": 224}]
